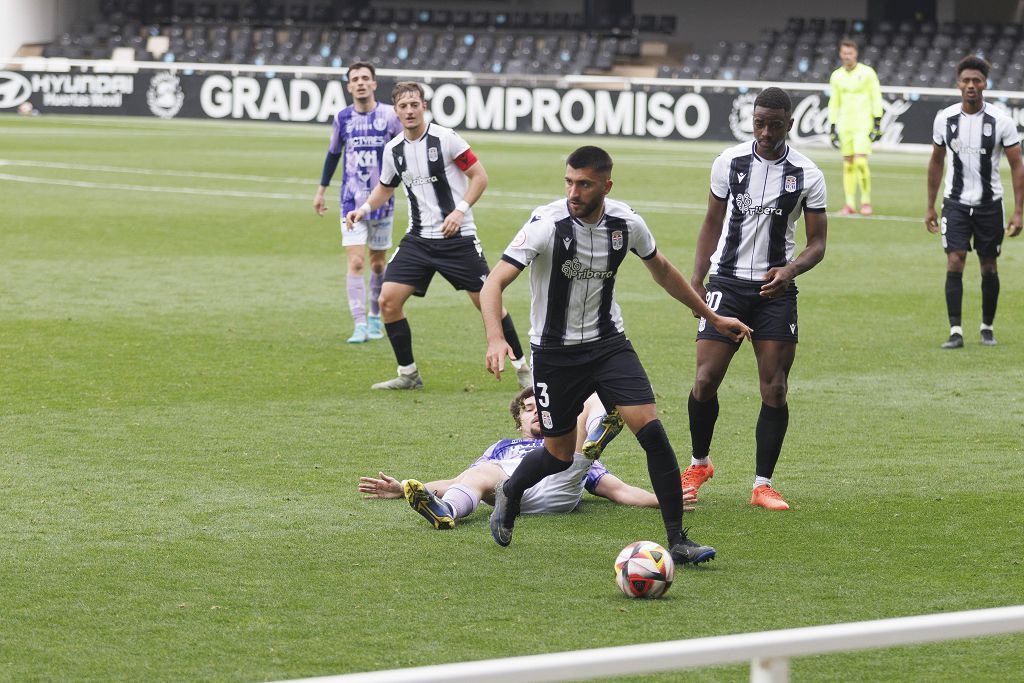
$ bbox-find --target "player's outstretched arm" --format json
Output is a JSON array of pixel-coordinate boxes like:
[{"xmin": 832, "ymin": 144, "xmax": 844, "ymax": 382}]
[
  {"xmin": 1005, "ymin": 144, "xmax": 1024, "ymax": 237},
  {"xmin": 358, "ymin": 472, "xmax": 456, "ymax": 499},
  {"xmin": 925, "ymin": 144, "xmax": 947, "ymax": 233},
  {"xmin": 344, "ymin": 183, "xmax": 396, "ymax": 230},
  {"xmin": 593, "ymin": 474, "xmax": 696, "ymax": 511},
  {"xmin": 480, "ymin": 260, "xmax": 521, "ymax": 380},
  {"xmin": 358, "ymin": 472, "xmax": 403, "ymax": 499},
  {"xmin": 643, "ymin": 252, "xmax": 751, "ymax": 342}
]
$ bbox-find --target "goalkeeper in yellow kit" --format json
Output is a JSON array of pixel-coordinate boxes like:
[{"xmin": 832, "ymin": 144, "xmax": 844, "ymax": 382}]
[{"xmin": 828, "ymin": 39, "xmax": 883, "ymax": 215}]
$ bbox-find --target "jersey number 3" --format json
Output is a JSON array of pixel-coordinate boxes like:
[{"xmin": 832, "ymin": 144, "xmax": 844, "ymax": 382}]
[{"xmin": 535, "ymin": 382, "xmax": 551, "ymax": 407}]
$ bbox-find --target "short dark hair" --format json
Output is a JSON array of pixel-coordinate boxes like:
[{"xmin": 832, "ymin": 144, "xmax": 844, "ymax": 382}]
[
  {"xmin": 566, "ymin": 146, "xmax": 613, "ymax": 174},
  {"xmin": 510, "ymin": 386, "xmax": 535, "ymax": 429},
  {"xmin": 957, "ymin": 55, "xmax": 990, "ymax": 78},
  {"xmin": 839, "ymin": 38, "xmax": 859, "ymax": 51},
  {"xmin": 392, "ymin": 81, "xmax": 426, "ymax": 103},
  {"xmin": 346, "ymin": 61, "xmax": 375, "ymax": 79},
  {"xmin": 754, "ymin": 87, "xmax": 793, "ymax": 117}
]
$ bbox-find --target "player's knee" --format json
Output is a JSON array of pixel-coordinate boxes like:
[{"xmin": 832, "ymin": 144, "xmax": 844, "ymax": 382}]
[
  {"xmin": 761, "ymin": 381, "xmax": 788, "ymax": 405},
  {"xmin": 692, "ymin": 371, "xmax": 721, "ymax": 401},
  {"xmin": 378, "ymin": 292, "xmax": 399, "ymax": 316},
  {"xmin": 348, "ymin": 254, "xmax": 365, "ymax": 274}
]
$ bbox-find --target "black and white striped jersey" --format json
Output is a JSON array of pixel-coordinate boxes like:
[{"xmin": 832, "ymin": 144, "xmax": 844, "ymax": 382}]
[
  {"xmin": 708, "ymin": 142, "xmax": 827, "ymax": 281},
  {"xmin": 379, "ymin": 123, "xmax": 477, "ymax": 238},
  {"xmin": 501, "ymin": 198, "xmax": 656, "ymax": 347},
  {"xmin": 932, "ymin": 102, "xmax": 1020, "ymax": 207}
]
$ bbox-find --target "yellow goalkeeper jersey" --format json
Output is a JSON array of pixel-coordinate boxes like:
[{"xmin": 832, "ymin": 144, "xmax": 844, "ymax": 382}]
[{"xmin": 827, "ymin": 63, "xmax": 882, "ymax": 129}]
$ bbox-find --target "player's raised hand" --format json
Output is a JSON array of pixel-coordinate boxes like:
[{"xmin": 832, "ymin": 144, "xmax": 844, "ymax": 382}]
[
  {"xmin": 1007, "ymin": 210, "xmax": 1023, "ymax": 237},
  {"xmin": 441, "ymin": 209, "xmax": 464, "ymax": 238},
  {"xmin": 358, "ymin": 472, "xmax": 403, "ymax": 499},
  {"xmin": 485, "ymin": 339, "xmax": 514, "ymax": 380},
  {"xmin": 925, "ymin": 207, "xmax": 940, "ymax": 234}
]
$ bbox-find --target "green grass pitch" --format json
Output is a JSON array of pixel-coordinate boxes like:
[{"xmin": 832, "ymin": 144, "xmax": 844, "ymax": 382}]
[{"xmin": 1, "ymin": 113, "xmax": 1022, "ymax": 681}]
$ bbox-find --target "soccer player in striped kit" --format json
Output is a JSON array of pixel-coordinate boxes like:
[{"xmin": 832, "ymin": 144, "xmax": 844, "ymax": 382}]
[
  {"xmin": 347, "ymin": 81, "xmax": 531, "ymax": 390},
  {"xmin": 314, "ymin": 62, "xmax": 402, "ymax": 344},
  {"xmin": 925, "ymin": 55, "xmax": 1024, "ymax": 349},
  {"xmin": 684, "ymin": 87, "xmax": 828, "ymax": 511},
  {"xmin": 828, "ymin": 39, "xmax": 883, "ymax": 216},
  {"xmin": 481, "ymin": 146, "xmax": 751, "ymax": 565}
]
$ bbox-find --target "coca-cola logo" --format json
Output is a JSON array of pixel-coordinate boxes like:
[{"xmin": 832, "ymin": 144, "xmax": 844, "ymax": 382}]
[{"xmin": 789, "ymin": 94, "xmax": 913, "ymax": 146}]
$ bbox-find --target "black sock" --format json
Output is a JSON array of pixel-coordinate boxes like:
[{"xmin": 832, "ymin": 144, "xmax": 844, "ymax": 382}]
[
  {"xmin": 504, "ymin": 446, "xmax": 572, "ymax": 499},
  {"xmin": 945, "ymin": 271, "xmax": 963, "ymax": 328},
  {"xmin": 635, "ymin": 420, "xmax": 684, "ymax": 547},
  {"xmin": 687, "ymin": 391, "xmax": 719, "ymax": 459},
  {"xmin": 501, "ymin": 313, "xmax": 525, "ymax": 360},
  {"xmin": 755, "ymin": 403, "xmax": 789, "ymax": 480},
  {"xmin": 981, "ymin": 272, "xmax": 999, "ymax": 326},
  {"xmin": 384, "ymin": 319, "xmax": 414, "ymax": 366}
]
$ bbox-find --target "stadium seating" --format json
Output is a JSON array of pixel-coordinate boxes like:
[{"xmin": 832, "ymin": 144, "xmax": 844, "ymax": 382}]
[
  {"xmin": 37, "ymin": 4, "xmax": 1024, "ymax": 87},
  {"xmin": 40, "ymin": 0, "xmax": 676, "ymax": 76},
  {"xmin": 661, "ymin": 17, "xmax": 1024, "ymax": 89}
]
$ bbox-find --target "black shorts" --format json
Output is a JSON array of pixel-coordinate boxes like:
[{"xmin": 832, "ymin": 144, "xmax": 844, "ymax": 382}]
[
  {"xmin": 696, "ymin": 274, "xmax": 798, "ymax": 344},
  {"xmin": 941, "ymin": 198, "xmax": 1005, "ymax": 257},
  {"xmin": 531, "ymin": 334, "xmax": 655, "ymax": 437},
  {"xmin": 384, "ymin": 233, "xmax": 491, "ymax": 297}
]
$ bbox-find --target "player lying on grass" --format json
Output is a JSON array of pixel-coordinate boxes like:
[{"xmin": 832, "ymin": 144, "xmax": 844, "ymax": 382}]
[{"xmin": 358, "ymin": 387, "xmax": 696, "ymax": 528}]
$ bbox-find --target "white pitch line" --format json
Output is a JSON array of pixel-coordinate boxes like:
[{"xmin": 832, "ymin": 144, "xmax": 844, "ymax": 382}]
[
  {"xmin": 0, "ymin": 173, "xmax": 308, "ymax": 200},
  {"xmin": 0, "ymin": 171, "xmax": 925, "ymax": 221},
  {"xmin": 0, "ymin": 158, "xmax": 310, "ymax": 185}
]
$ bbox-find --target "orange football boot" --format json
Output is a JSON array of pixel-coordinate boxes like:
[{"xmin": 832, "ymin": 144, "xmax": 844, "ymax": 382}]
[
  {"xmin": 680, "ymin": 461, "xmax": 714, "ymax": 499},
  {"xmin": 751, "ymin": 484, "xmax": 790, "ymax": 510}
]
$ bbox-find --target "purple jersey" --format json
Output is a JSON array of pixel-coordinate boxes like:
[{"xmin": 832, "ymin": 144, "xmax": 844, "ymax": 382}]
[
  {"xmin": 471, "ymin": 438, "xmax": 609, "ymax": 494},
  {"xmin": 327, "ymin": 103, "xmax": 402, "ymax": 218}
]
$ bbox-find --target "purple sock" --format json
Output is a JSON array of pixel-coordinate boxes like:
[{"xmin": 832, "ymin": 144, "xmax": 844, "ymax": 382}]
[
  {"xmin": 347, "ymin": 275, "xmax": 366, "ymax": 325},
  {"xmin": 441, "ymin": 484, "xmax": 479, "ymax": 520},
  {"xmin": 369, "ymin": 271, "xmax": 384, "ymax": 316}
]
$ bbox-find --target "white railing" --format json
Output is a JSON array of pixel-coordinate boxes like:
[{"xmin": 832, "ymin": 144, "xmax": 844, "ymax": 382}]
[
  {"xmin": 3, "ymin": 56, "xmax": 996, "ymax": 99},
  {"xmin": 278, "ymin": 605, "xmax": 1024, "ymax": 683}
]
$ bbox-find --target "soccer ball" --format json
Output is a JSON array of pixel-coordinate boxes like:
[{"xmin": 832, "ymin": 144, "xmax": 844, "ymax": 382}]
[{"xmin": 614, "ymin": 541, "xmax": 674, "ymax": 599}]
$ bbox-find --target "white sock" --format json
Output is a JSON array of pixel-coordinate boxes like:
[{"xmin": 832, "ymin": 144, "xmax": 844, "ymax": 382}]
[
  {"xmin": 950, "ymin": 325, "xmax": 963, "ymax": 336},
  {"xmin": 509, "ymin": 356, "xmax": 527, "ymax": 370},
  {"xmin": 398, "ymin": 363, "xmax": 418, "ymax": 376},
  {"xmin": 441, "ymin": 484, "xmax": 479, "ymax": 519},
  {"xmin": 980, "ymin": 323, "xmax": 993, "ymax": 331},
  {"xmin": 754, "ymin": 476, "xmax": 772, "ymax": 489},
  {"xmin": 691, "ymin": 456, "xmax": 710, "ymax": 467}
]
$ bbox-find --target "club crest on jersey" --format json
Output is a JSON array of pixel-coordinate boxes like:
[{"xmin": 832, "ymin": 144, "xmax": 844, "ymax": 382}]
[
  {"xmin": 611, "ymin": 230, "xmax": 623, "ymax": 250},
  {"xmin": 541, "ymin": 410, "xmax": 553, "ymax": 429},
  {"xmin": 373, "ymin": 117, "xmax": 388, "ymax": 131},
  {"xmin": 984, "ymin": 122, "xmax": 993, "ymax": 137},
  {"xmin": 428, "ymin": 147, "xmax": 439, "ymax": 162},
  {"xmin": 784, "ymin": 175, "xmax": 797, "ymax": 193}
]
